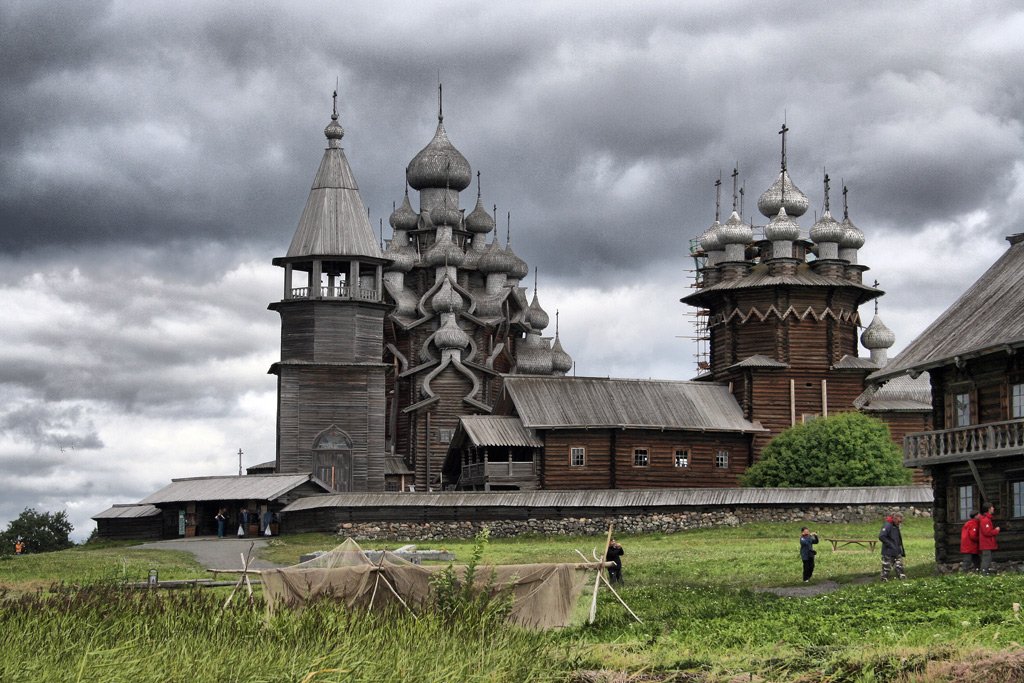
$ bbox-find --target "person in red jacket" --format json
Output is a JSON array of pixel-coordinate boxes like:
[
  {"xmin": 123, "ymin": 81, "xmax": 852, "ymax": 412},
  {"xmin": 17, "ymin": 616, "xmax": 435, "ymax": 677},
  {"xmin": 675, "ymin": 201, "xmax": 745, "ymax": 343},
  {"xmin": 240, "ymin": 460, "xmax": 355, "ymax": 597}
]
[
  {"xmin": 959, "ymin": 510, "xmax": 980, "ymax": 572},
  {"xmin": 978, "ymin": 503, "xmax": 1001, "ymax": 575}
]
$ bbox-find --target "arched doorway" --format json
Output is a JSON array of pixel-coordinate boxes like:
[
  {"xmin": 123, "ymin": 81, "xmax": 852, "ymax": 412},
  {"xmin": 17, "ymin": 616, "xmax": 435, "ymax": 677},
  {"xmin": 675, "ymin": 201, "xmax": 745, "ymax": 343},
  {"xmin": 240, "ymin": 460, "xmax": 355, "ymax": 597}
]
[{"xmin": 311, "ymin": 425, "xmax": 353, "ymax": 492}]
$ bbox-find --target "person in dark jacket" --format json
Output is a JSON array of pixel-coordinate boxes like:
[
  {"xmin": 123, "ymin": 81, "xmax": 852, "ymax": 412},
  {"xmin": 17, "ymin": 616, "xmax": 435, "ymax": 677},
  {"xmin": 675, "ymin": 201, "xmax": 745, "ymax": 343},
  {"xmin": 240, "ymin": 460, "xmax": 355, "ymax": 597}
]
[
  {"xmin": 799, "ymin": 527, "xmax": 819, "ymax": 582},
  {"xmin": 959, "ymin": 511, "xmax": 980, "ymax": 572},
  {"xmin": 879, "ymin": 512, "xmax": 906, "ymax": 581},
  {"xmin": 606, "ymin": 539, "xmax": 624, "ymax": 584},
  {"xmin": 978, "ymin": 503, "xmax": 1001, "ymax": 575}
]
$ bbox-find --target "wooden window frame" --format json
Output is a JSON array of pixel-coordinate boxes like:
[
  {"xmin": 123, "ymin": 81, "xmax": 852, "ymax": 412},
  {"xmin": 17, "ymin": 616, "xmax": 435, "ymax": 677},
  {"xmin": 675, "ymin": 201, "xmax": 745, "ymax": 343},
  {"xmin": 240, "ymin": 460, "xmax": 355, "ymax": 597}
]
[
  {"xmin": 1012, "ymin": 481, "xmax": 1024, "ymax": 519},
  {"xmin": 633, "ymin": 447, "xmax": 650, "ymax": 468},
  {"xmin": 954, "ymin": 391, "xmax": 971, "ymax": 427},
  {"xmin": 957, "ymin": 484, "xmax": 975, "ymax": 521},
  {"xmin": 1012, "ymin": 383, "xmax": 1024, "ymax": 420},
  {"xmin": 715, "ymin": 449, "xmax": 729, "ymax": 469},
  {"xmin": 673, "ymin": 448, "xmax": 689, "ymax": 468},
  {"xmin": 569, "ymin": 446, "xmax": 586, "ymax": 468}
]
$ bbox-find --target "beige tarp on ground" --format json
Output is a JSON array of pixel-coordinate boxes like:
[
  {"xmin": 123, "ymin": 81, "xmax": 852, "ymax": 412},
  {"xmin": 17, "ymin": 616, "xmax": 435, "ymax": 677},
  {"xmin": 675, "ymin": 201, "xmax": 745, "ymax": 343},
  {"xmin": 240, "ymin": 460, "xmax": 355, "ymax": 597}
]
[{"xmin": 260, "ymin": 538, "xmax": 592, "ymax": 629}]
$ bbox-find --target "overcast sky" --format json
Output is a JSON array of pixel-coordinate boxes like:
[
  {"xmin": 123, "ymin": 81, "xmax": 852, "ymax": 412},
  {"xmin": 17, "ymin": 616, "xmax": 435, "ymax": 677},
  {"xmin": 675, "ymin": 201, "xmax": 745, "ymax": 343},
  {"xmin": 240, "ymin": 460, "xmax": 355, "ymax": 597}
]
[{"xmin": 2, "ymin": 1, "xmax": 1022, "ymax": 540}]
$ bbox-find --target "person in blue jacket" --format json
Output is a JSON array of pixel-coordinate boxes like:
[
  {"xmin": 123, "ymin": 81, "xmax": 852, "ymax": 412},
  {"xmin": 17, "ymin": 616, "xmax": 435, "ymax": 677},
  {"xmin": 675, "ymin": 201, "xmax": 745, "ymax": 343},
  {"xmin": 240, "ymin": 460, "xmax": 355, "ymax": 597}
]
[
  {"xmin": 800, "ymin": 527, "xmax": 819, "ymax": 582},
  {"xmin": 879, "ymin": 512, "xmax": 907, "ymax": 580}
]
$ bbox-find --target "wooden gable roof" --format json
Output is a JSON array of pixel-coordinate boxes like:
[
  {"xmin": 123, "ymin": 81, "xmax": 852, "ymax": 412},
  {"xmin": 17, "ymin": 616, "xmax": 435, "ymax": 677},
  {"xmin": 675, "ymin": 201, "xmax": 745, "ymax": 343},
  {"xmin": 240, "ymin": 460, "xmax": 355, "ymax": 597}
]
[
  {"xmin": 873, "ymin": 234, "xmax": 1024, "ymax": 381},
  {"xmin": 497, "ymin": 376, "xmax": 765, "ymax": 433}
]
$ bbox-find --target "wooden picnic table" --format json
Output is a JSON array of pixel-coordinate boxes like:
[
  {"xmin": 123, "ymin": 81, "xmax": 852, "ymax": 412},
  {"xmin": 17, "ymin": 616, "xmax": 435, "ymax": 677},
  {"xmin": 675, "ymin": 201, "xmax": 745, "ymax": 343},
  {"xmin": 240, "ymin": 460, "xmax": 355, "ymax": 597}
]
[{"xmin": 825, "ymin": 538, "xmax": 877, "ymax": 552}]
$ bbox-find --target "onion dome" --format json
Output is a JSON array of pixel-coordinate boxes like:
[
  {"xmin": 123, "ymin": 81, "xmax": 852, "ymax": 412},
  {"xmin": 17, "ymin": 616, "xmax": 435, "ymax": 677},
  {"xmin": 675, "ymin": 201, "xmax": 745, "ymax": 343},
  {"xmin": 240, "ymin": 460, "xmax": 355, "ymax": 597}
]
[
  {"xmin": 839, "ymin": 216, "xmax": 865, "ymax": 249},
  {"xmin": 717, "ymin": 211, "xmax": 753, "ymax": 245},
  {"xmin": 424, "ymin": 229, "xmax": 465, "ymax": 268},
  {"xmin": 383, "ymin": 232, "xmax": 417, "ymax": 273},
  {"xmin": 763, "ymin": 206, "xmax": 801, "ymax": 242},
  {"xmin": 809, "ymin": 210, "xmax": 845, "ymax": 244},
  {"xmin": 478, "ymin": 237, "xmax": 511, "ymax": 274},
  {"xmin": 699, "ymin": 220, "xmax": 723, "ymax": 252},
  {"xmin": 434, "ymin": 315, "xmax": 470, "ymax": 350},
  {"xmin": 505, "ymin": 243, "xmax": 529, "ymax": 280},
  {"xmin": 861, "ymin": 315, "xmax": 896, "ymax": 351},
  {"xmin": 465, "ymin": 196, "xmax": 495, "ymax": 234},
  {"xmin": 516, "ymin": 333, "xmax": 553, "ymax": 375},
  {"xmin": 527, "ymin": 292, "xmax": 549, "ymax": 331},
  {"xmin": 757, "ymin": 171, "xmax": 809, "ymax": 218},
  {"xmin": 430, "ymin": 203, "xmax": 462, "ymax": 228},
  {"xmin": 407, "ymin": 119, "xmax": 472, "ymax": 192},
  {"xmin": 551, "ymin": 336, "xmax": 572, "ymax": 374},
  {"xmin": 324, "ymin": 115, "xmax": 344, "ymax": 142},
  {"xmin": 431, "ymin": 277, "xmax": 464, "ymax": 314},
  {"xmin": 389, "ymin": 193, "xmax": 419, "ymax": 231}
]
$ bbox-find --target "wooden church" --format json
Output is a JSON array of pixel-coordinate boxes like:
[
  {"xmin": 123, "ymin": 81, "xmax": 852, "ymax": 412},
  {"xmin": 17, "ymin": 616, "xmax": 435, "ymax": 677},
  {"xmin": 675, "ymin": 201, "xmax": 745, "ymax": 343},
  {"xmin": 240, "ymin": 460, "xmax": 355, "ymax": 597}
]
[{"xmin": 269, "ymin": 91, "xmax": 572, "ymax": 492}]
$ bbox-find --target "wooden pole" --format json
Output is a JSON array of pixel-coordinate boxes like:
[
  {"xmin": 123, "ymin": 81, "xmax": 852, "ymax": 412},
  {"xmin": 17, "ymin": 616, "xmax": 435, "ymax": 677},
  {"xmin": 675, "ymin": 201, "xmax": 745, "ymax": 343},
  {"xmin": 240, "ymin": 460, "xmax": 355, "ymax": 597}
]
[
  {"xmin": 575, "ymin": 549, "xmax": 642, "ymax": 624},
  {"xmin": 588, "ymin": 523, "xmax": 614, "ymax": 624}
]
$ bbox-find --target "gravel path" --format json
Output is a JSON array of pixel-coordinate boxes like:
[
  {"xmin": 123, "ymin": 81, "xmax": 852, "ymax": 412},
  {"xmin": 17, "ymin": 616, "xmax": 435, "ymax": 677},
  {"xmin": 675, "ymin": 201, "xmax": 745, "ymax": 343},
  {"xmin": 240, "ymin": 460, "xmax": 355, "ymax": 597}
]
[{"xmin": 129, "ymin": 537, "xmax": 286, "ymax": 570}]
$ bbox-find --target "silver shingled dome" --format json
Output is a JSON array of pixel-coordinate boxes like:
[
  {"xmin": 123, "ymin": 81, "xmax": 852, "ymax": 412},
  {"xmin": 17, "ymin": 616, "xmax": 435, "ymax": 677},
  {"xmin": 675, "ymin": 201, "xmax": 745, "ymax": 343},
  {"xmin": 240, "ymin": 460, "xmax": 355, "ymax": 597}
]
[
  {"xmin": 407, "ymin": 120, "xmax": 472, "ymax": 192},
  {"xmin": 757, "ymin": 171, "xmax": 809, "ymax": 218},
  {"xmin": 763, "ymin": 206, "xmax": 801, "ymax": 242},
  {"xmin": 861, "ymin": 314, "xmax": 895, "ymax": 350},
  {"xmin": 810, "ymin": 211, "xmax": 845, "ymax": 244}
]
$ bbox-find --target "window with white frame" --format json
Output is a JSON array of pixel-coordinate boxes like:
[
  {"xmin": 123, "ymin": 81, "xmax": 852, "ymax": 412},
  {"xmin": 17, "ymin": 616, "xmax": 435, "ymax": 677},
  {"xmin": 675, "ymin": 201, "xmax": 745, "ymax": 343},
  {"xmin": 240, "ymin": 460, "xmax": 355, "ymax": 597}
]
[
  {"xmin": 715, "ymin": 450, "xmax": 729, "ymax": 469},
  {"xmin": 437, "ymin": 428, "xmax": 454, "ymax": 443},
  {"xmin": 1013, "ymin": 384, "xmax": 1024, "ymax": 419},
  {"xmin": 570, "ymin": 447, "xmax": 586, "ymax": 467},
  {"xmin": 633, "ymin": 447, "xmax": 649, "ymax": 467},
  {"xmin": 955, "ymin": 392, "xmax": 971, "ymax": 427},
  {"xmin": 1013, "ymin": 481, "xmax": 1024, "ymax": 518},
  {"xmin": 674, "ymin": 449, "xmax": 689, "ymax": 468},
  {"xmin": 958, "ymin": 485, "xmax": 975, "ymax": 521}
]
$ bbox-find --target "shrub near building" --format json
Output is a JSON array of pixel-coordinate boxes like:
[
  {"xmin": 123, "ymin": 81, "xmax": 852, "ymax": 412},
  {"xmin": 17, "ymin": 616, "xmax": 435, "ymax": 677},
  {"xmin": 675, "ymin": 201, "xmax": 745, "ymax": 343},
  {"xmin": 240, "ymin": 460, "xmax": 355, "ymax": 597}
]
[{"xmin": 742, "ymin": 412, "xmax": 912, "ymax": 487}]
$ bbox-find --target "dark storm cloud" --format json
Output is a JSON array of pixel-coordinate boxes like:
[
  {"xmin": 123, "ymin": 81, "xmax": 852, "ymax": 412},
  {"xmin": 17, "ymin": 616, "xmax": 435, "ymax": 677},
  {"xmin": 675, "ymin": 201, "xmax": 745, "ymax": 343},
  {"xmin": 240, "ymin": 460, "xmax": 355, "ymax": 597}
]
[{"xmin": 0, "ymin": 401, "xmax": 103, "ymax": 452}]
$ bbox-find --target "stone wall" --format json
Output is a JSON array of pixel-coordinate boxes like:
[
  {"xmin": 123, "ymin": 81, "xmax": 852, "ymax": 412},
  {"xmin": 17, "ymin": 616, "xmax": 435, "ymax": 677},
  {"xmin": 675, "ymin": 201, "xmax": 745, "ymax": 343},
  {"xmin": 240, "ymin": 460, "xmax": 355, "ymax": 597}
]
[{"xmin": 334, "ymin": 504, "xmax": 932, "ymax": 541}]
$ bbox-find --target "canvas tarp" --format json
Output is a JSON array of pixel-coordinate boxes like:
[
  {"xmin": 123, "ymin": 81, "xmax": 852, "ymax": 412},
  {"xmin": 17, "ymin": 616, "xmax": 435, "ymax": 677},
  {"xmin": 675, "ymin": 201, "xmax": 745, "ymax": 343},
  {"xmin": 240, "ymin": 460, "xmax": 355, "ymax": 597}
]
[{"xmin": 260, "ymin": 538, "xmax": 592, "ymax": 629}]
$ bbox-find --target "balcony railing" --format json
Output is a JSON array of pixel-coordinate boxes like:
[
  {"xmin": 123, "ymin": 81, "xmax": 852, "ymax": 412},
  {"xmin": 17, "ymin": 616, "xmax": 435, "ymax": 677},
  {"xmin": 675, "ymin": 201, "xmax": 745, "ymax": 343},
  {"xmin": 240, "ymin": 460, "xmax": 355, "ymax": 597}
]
[
  {"xmin": 460, "ymin": 461, "xmax": 536, "ymax": 484},
  {"xmin": 904, "ymin": 418, "xmax": 1024, "ymax": 466},
  {"xmin": 287, "ymin": 285, "xmax": 379, "ymax": 301}
]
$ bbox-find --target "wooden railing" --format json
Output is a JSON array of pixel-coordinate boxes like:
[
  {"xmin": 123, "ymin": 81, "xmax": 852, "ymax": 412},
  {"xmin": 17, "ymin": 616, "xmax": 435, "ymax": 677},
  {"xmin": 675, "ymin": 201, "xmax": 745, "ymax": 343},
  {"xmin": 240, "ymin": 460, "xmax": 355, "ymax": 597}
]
[
  {"xmin": 460, "ymin": 462, "xmax": 536, "ymax": 483},
  {"xmin": 287, "ymin": 286, "xmax": 379, "ymax": 301},
  {"xmin": 904, "ymin": 418, "xmax": 1024, "ymax": 465}
]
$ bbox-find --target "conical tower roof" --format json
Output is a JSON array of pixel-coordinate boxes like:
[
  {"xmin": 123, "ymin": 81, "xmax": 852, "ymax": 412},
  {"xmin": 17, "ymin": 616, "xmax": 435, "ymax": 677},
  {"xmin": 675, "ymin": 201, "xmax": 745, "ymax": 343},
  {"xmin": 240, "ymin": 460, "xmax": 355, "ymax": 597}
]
[{"xmin": 286, "ymin": 108, "xmax": 383, "ymax": 260}]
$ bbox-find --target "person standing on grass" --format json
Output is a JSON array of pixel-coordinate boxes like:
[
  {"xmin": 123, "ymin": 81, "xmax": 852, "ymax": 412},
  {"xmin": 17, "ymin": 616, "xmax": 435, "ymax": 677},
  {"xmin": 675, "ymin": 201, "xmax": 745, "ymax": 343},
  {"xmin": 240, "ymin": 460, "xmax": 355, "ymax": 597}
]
[
  {"xmin": 799, "ymin": 527, "xmax": 819, "ymax": 582},
  {"xmin": 979, "ymin": 503, "xmax": 1001, "ymax": 575},
  {"xmin": 606, "ymin": 539, "xmax": 624, "ymax": 584},
  {"xmin": 959, "ymin": 510, "xmax": 980, "ymax": 572},
  {"xmin": 879, "ymin": 512, "xmax": 907, "ymax": 581}
]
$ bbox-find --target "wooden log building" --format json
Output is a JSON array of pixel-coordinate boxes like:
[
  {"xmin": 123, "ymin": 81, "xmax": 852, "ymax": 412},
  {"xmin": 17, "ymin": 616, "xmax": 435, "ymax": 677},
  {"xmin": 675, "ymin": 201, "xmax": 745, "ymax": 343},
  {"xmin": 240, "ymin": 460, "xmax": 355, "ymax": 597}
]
[{"xmin": 871, "ymin": 233, "xmax": 1024, "ymax": 564}]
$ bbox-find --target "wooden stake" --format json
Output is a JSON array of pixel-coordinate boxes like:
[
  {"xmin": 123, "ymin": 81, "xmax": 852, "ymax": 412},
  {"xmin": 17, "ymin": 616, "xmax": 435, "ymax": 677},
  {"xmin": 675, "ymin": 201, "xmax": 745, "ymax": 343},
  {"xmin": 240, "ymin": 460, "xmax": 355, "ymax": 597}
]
[
  {"xmin": 588, "ymin": 523, "xmax": 615, "ymax": 624},
  {"xmin": 575, "ymin": 549, "xmax": 641, "ymax": 624}
]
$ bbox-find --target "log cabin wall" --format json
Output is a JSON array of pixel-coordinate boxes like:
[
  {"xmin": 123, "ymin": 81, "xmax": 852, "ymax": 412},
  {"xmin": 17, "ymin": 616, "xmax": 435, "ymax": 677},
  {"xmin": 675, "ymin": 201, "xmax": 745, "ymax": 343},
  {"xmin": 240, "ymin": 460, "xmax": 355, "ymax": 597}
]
[
  {"xmin": 928, "ymin": 456, "xmax": 1024, "ymax": 563},
  {"xmin": 539, "ymin": 429, "xmax": 752, "ymax": 489}
]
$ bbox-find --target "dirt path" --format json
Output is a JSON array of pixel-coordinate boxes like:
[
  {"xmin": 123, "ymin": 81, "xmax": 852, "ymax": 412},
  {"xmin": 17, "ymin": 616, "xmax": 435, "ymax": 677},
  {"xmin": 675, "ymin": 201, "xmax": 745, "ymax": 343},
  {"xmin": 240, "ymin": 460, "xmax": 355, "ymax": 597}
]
[{"xmin": 130, "ymin": 537, "xmax": 285, "ymax": 570}]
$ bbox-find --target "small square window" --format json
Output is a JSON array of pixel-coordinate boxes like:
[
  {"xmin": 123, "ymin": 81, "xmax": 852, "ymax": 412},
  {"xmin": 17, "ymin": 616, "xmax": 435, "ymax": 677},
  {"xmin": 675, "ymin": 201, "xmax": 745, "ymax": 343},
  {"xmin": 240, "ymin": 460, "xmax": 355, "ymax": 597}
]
[
  {"xmin": 384, "ymin": 480, "xmax": 399, "ymax": 492},
  {"xmin": 570, "ymin": 447, "xmax": 586, "ymax": 467},
  {"xmin": 958, "ymin": 485, "xmax": 975, "ymax": 521},
  {"xmin": 674, "ymin": 449, "xmax": 689, "ymax": 468},
  {"xmin": 437, "ymin": 428, "xmax": 454, "ymax": 443},
  {"xmin": 715, "ymin": 450, "xmax": 729, "ymax": 469},
  {"xmin": 633, "ymin": 448, "xmax": 649, "ymax": 467}
]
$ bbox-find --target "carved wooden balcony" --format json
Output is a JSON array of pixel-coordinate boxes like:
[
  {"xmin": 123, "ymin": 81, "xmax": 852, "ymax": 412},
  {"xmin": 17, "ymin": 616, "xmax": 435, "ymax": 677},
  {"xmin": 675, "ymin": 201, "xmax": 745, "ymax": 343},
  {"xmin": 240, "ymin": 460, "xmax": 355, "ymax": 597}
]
[{"xmin": 904, "ymin": 418, "xmax": 1024, "ymax": 466}]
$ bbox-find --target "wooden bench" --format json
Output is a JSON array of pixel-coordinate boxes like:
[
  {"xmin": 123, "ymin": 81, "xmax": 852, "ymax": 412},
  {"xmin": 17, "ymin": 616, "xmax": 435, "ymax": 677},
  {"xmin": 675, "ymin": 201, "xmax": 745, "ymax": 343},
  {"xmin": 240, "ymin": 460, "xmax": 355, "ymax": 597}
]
[{"xmin": 825, "ymin": 538, "xmax": 877, "ymax": 552}]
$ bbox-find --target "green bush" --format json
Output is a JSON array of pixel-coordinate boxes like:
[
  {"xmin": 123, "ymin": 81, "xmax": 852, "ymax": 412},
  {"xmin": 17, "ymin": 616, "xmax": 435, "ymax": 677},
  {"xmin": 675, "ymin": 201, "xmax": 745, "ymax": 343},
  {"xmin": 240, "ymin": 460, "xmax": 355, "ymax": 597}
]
[
  {"xmin": 1, "ymin": 508, "xmax": 74, "ymax": 555},
  {"xmin": 742, "ymin": 412, "xmax": 912, "ymax": 487}
]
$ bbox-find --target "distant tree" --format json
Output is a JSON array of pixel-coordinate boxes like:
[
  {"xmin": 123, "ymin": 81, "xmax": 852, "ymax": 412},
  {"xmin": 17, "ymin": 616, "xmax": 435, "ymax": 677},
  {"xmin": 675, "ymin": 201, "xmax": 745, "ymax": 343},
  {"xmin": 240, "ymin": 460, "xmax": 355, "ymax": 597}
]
[
  {"xmin": 742, "ymin": 412, "xmax": 912, "ymax": 488},
  {"xmin": 1, "ymin": 508, "xmax": 75, "ymax": 554}
]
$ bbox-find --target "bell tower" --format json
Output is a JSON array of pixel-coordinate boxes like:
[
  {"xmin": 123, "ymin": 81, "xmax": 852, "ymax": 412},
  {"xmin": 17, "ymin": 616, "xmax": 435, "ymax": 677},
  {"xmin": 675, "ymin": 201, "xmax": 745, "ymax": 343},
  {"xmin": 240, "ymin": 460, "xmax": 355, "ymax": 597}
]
[{"xmin": 268, "ymin": 95, "xmax": 389, "ymax": 491}]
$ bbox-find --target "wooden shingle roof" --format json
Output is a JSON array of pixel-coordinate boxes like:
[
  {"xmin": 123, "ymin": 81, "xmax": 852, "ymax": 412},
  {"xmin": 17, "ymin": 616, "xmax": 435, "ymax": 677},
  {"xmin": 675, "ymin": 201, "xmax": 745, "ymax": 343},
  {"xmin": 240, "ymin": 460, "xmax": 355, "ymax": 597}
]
[
  {"xmin": 280, "ymin": 486, "xmax": 932, "ymax": 512},
  {"xmin": 872, "ymin": 235, "xmax": 1024, "ymax": 380},
  {"xmin": 451, "ymin": 416, "xmax": 544, "ymax": 448},
  {"xmin": 139, "ymin": 474, "xmax": 330, "ymax": 504},
  {"xmin": 500, "ymin": 376, "xmax": 765, "ymax": 433}
]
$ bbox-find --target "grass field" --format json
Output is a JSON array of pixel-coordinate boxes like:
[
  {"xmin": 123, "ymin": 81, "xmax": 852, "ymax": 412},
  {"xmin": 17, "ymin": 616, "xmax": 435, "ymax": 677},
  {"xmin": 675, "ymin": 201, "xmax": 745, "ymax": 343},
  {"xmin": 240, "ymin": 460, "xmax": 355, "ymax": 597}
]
[{"xmin": 4, "ymin": 518, "xmax": 1024, "ymax": 682}]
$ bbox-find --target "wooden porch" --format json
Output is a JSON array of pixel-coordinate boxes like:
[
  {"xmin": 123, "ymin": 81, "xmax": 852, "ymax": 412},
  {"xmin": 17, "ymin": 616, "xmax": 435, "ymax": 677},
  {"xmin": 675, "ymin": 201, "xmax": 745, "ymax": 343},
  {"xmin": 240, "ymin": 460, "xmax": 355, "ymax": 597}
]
[{"xmin": 904, "ymin": 417, "xmax": 1024, "ymax": 466}]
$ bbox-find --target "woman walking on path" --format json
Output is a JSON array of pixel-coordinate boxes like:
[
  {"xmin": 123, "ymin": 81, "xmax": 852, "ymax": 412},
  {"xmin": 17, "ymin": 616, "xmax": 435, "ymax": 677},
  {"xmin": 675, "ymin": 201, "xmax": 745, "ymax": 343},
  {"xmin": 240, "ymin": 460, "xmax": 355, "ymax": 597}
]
[{"xmin": 799, "ymin": 527, "xmax": 819, "ymax": 582}]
